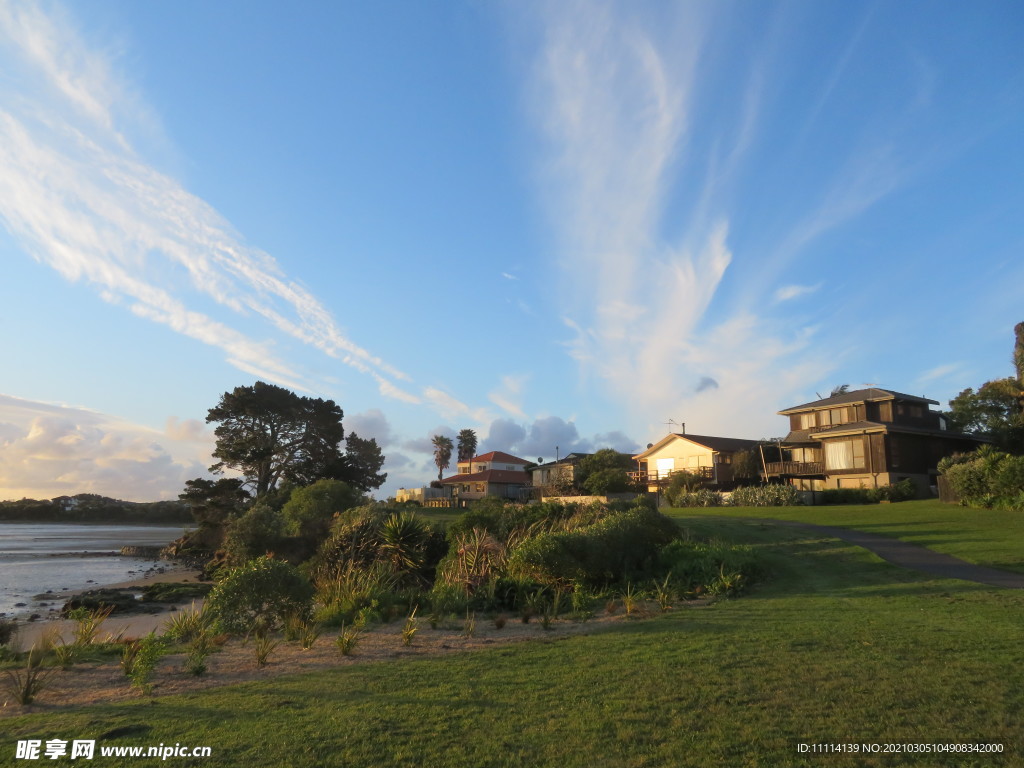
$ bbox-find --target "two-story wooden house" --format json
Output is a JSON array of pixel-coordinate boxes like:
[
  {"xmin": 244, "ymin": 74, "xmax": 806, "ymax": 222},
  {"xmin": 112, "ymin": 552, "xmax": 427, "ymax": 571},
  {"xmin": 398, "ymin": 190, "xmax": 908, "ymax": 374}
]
[{"xmin": 767, "ymin": 388, "xmax": 983, "ymax": 495}]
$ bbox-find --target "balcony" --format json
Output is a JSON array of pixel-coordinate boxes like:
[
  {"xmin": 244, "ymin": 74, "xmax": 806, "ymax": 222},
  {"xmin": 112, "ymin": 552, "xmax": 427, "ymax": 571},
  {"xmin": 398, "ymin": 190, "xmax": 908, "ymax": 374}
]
[
  {"xmin": 629, "ymin": 466, "xmax": 715, "ymax": 485},
  {"xmin": 765, "ymin": 461, "xmax": 824, "ymax": 476}
]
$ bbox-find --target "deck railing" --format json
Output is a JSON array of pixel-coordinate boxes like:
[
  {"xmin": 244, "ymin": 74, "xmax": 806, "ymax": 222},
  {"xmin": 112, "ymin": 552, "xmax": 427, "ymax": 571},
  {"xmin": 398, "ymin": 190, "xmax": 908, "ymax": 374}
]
[
  {"xmin": 628, "ymin": 467, "xmax": 714, "ymax": 484},
  {"xmin": 764, "ymin": 461, "xmax": 824, "ymax": 476}
]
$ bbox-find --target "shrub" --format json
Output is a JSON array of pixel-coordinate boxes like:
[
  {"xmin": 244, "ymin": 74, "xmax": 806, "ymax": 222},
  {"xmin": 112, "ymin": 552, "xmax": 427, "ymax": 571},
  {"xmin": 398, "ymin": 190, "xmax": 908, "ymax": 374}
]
[
  {"xmin": 991, "ymin": 454, "xmax": 1024, "ymax": 501},
  {"xmin": 281, "ymin": 479, "xmax": 363, "ymax": 539},
  {"xmin": 941, "ymin": 459, "xmax": 990, "ymax": 506},
  {"xmin": 664, "ymin": 472, "xmax": 705, "ymax": 506},
  {"xmin": 869, "ymin": 479, "xmax": 917, "ymax": 503},
  {"xmin": 818, "ymin": 488, "xmax": 874, "ymax": 505},
  {"xmin": 183, "ymin": 632, "xmax": 212, "ymax": 676},
  {"xmin": 206, "ymin": 556, "xmax": 314, "ymax": 636},
  {"xmin": 729, "ymin": 484, "xmax": 802, "ymax": 507},
  {"xmin": 671, "ymin": 489, "xmax": 724, "ymax": 507},
  {"xmin": 222, "ymin": 504, "xmax": 288, "ymax": 565},
  {"xmin": 658, "ymin": 539, "xmax": 760, "ymax": 595},
  {"xmin": 122, "ymin": 633, "xmax": 165, "ymax": 693},
  {"xmin": 581, "ymin": 468, "xmax": 634, "ymax": 495},
  {"xmin": 508, "ymin": 506, "xmax": 678, "ymax": 586}
]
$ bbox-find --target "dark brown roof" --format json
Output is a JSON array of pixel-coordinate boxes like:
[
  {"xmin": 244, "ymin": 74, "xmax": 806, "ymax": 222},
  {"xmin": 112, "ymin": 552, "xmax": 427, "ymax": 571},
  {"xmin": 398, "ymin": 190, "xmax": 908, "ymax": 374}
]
[
  {"xmin": 779, "ymin": 388, "xmax": 938, "ymax": 415},
  {"xmin": 439, "ymin": 469, "xmax": 530, "ymax": 485},
  {"xmin": 670, "ymin": 433, "xmax": 761, "ymax": 452}
]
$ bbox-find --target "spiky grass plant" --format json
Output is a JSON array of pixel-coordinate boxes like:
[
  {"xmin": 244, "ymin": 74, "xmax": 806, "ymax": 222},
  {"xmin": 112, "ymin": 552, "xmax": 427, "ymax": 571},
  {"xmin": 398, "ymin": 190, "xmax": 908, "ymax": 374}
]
[
  {"xmin": 335, "ymin": 622, "xmax": 364, "ymax": 656},
  {"xmin": 2, "ymin": 644, "xmax": 53, "ymax": 705},
  {"xmin": 253, "ymin": 631, "xmax": 279, "ymax": 668},
  {"xmin": 300, "ymin": 620, "xmax": 322, "ymax": 650},
  {"xmin": 621, "ymin": 583, "xmax": 640, "ymax": 616},
  {"xmin": 401, "ymin": 607, "xmax": 419, "ymax": 647},
  {"xmin": 462, "ymin": 610, "xmax": 476, "ymax": 638},
  {"xmin": 492, "ymin": 615, "xmax": 507, "ymax": 630},
  {"xmin": 69, "ymin": 605, "xmax": 114, "ymax": 646},
  {"xmin": 163, "ymin": 602, "xmax": 211, "ymax": 643},
  {"xmin": 654, "ymin": 574, "xmax": 673, "ymax": 613}
]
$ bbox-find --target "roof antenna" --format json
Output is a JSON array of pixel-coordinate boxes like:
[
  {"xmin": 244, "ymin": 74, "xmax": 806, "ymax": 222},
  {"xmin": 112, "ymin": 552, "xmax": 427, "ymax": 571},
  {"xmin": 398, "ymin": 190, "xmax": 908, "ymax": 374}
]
[{"xmin": 666, "ymin": 419, "xmax": 685, "ymax": 435}]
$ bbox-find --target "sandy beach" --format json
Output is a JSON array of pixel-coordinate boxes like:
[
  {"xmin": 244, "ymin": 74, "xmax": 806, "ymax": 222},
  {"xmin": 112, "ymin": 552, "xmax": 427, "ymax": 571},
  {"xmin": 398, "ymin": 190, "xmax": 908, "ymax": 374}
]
[{"xmin": 10, "ymin": 565, "xmax": 205, "ymax": 648}]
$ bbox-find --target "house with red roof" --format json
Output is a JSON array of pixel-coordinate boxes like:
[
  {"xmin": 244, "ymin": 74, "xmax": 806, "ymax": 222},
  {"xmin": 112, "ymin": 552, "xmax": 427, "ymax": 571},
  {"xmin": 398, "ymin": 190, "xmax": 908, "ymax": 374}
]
[{"xmin": 439, "ymin": 450, "xmax": 532, "ymax": 501}]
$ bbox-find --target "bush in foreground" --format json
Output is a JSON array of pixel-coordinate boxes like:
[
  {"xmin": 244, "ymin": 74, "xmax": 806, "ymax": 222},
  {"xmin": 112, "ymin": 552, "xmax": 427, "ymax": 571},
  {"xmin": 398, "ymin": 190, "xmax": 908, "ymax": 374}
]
[{"xmin": 206, "ymin": 557, "xmax": 314, "ymax": 635}]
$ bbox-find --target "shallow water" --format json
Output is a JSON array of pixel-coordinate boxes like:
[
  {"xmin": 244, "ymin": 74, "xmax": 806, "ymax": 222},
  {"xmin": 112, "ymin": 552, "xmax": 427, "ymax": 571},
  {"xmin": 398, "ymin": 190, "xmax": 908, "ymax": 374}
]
[{"xmin": 0, "ymin": 522, "xmax": 188, "ymax": 618}]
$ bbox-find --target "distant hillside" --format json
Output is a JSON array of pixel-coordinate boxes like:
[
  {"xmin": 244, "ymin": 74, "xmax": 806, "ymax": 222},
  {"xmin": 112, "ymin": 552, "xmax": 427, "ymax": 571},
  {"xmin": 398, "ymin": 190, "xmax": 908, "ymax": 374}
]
[{"xmin": 0, "ymin": 494, "xmax": 191, "ymax": 524}]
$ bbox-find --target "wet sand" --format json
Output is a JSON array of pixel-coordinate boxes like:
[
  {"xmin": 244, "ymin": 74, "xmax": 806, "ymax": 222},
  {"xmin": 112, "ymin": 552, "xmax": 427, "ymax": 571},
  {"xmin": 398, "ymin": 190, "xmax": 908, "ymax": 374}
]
[{"xmin": 10, "ymin": 566, "xmax": 205, "ymax": 648}]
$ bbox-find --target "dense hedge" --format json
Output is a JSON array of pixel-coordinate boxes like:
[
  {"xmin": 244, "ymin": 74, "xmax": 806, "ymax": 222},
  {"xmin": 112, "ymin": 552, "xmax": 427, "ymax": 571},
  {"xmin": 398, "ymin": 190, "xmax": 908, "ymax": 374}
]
[{"xmin": 941, "ymin": 449, "xmax": 1024, "ymax": 510}]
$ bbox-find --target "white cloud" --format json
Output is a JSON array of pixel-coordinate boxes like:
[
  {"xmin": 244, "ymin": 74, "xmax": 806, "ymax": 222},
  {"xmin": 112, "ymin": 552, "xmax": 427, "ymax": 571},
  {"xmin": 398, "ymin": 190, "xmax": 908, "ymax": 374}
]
[
  {"xmin": 915, "ymin": 362, "xmax": 963, "ymax": 387},
  {"xmin": 774, "ymin": 283, "xmax": 822, "ymax": 302},
  {"xmin": 528, "ymin": 2, "xmax": 835, "ymax": 442},
  {"xmin": 422, "ymin": 387, "xmax": 492, "ymax": 424},
  {"xmin": 0, "ymin": 394, "xmax": 210, "ymax": 501},
  {"xmin": 0, "ymin": 2, "xmax": 413, "ymax": 400},
  {"xmin": 487, "ymin": 374, "xmax": 528, "ymax": 419}
]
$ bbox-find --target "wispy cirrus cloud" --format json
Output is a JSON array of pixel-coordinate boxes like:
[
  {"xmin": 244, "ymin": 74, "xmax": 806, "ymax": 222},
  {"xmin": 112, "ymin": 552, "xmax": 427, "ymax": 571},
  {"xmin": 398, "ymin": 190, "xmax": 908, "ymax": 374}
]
[
  {"xmin": 774, "ymin": 283, "xmax": 822, "ymax": 303},
  {"xmin": 0, "ymin": 1, "xmax": 412, "ymax": 401},
  {"xmin": 527, "ymin": 1, "xmax": 833, "ymax": 440}
]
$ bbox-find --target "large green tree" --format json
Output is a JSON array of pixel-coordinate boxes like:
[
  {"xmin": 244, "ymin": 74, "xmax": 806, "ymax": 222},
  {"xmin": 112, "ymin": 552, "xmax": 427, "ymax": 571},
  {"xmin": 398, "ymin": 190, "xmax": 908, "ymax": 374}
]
[
  {"xmin": 457, "ymin": 429, "xmax": 478, "ymax": 463},
  {"xmin": 576, "ymin": 449, "xmax": 636, "ymax": 493},
  {"xmin": 946, "ymin": 322, "xmax": 1024, "ymax": 454},
  {"xmin": 206, "ymin": 382, "xmax": 346, "ymax": 497}
]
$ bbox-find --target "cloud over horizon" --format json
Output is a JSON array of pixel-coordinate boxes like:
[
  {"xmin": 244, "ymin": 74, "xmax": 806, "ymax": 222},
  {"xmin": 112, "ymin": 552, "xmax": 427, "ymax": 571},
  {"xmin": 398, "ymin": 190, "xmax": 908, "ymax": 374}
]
[{"xmin": 0, "ymin": 394, "xmax": 210, "ymax": 501}]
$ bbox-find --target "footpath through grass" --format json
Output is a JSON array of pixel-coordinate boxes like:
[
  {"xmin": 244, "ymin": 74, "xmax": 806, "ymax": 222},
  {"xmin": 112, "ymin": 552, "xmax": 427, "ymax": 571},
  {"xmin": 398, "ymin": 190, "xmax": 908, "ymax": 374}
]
[
  {"xmin": 666, "ymin": 499, "xmax": 1024, "ymax": 574},
  {"xmin": 5, "ymin": 516, "xmax": 1023, "ymax": 767}
]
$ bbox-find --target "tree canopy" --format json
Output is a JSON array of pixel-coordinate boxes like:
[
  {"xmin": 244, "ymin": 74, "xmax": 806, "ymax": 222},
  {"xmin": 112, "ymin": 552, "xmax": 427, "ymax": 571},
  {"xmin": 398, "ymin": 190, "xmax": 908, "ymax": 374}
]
[
  {"xmin": 203, "ymin": 381, "xmax": 387, "ymax": 499},
  {"xmin": 457, "ymin": 429, "xmax": 478, "ymax": 463},
  {"xmin": 945, "ymin": 323, "xmax": 1024, "ymax": 454}
]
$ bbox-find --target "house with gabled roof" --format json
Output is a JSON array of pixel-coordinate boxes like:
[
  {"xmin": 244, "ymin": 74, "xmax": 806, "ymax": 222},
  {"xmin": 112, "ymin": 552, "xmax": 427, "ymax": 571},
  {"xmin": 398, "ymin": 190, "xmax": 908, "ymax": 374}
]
[
  {"xmin": 439, "ymin": 450, "xmax": 532, "ymax": 501},
  {"xmin": 766, "ymin": 387, "xmax": 984, "ymax": 495},
  {"xmin": 631, "ymin": 433, "xmax": 762, "ymax": 492},
  {"xmin": 528, "ymin": 452, "xmax": 591, "ymax": 489}
]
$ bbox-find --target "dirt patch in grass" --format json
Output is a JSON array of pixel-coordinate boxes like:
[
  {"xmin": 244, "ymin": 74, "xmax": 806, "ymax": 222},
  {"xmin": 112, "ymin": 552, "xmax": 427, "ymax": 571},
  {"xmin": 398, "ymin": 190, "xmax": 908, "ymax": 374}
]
[{"xmin": 2, "ymin": 600, "xmax": 709, "ymax": 716}]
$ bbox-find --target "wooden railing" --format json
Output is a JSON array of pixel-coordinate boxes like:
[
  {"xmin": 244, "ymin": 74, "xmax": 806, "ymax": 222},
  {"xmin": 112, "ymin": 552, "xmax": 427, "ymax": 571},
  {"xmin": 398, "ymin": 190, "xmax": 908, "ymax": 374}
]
[
  {"xmin": 629, "ymin": 467, "xmax": 714, "ymax": 484},
  {"xmin": 764, "ymin": 461, "xmax": 824, "ymax": 476}
]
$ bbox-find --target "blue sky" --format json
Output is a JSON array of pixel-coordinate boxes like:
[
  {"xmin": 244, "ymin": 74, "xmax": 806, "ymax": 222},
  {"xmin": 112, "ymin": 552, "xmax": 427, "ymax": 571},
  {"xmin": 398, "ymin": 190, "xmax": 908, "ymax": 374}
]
[{"xmin": 0, "ymin": 0, "xmax": 1021, "ymax": 501}]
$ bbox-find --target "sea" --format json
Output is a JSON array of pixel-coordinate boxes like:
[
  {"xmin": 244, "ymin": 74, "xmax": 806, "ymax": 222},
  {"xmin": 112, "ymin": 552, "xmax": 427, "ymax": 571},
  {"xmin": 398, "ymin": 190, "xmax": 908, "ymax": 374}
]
[{"xmin": 0, "ymin": 522, "xmax": 189, "ymax": 619}]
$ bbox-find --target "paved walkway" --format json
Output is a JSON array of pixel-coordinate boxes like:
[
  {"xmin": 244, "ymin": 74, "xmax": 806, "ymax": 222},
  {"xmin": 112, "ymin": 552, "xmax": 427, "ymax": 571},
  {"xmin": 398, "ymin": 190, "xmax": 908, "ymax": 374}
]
[{"xmin": 757, "ymin": 519, "xmax": 1024, "ymax": 589}]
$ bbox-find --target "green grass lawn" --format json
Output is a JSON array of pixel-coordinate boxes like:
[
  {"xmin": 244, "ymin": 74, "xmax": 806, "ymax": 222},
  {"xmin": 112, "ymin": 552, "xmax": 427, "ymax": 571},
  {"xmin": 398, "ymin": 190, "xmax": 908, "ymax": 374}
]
[
  {"xmin": 665, "ymin": 499, "xmax": 1024, "ymax": 574},
  {"xmin": 5, "ymin": 515, "xmax": 1023, "ymax": 767}
]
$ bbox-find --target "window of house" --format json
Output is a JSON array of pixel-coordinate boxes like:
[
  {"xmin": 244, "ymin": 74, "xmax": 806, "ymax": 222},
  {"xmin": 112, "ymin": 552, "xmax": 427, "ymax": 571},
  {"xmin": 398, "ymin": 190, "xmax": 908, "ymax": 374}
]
[
  {"xmin": 824, "ymin": 438, "xmax": 865, "ymax": 470},
  {"xmin": 896, "ymin": 403, "xmax": 924, "ymax": 419},
  {"xmin": 475, "ymin": 483, "xmax": 485, "ymax": 493},
  {"xmin": 889, "ymin": 437, "xmax": 902, "ymax": 469},
  {"xmin": 656, "ymin": 458, "xmax": 675, "ymax": 478},
  {"xmin": 799, "ymin": 413, "xmax": 816, "ymax": 429}
]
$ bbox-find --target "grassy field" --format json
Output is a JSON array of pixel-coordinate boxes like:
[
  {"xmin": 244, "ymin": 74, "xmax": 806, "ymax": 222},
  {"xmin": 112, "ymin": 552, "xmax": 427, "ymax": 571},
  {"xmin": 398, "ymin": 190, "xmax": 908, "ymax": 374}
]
[
  {"xmin": 663, "ymin": 499, "xmax": 1024, "ymax": 574},
  {"xmin": 4, "ymin": 512, "xmax": 1023, "ymax": 767}
]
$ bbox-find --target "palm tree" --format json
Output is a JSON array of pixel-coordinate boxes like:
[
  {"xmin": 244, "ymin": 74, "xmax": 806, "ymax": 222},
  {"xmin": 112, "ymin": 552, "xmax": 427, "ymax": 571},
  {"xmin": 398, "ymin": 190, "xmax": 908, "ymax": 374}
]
[
  {"xmin": 432, "ymin": 435, "xmax": 454, "ymax": 482},
  {"xmin": 456, "ymin": 429, "xmax": 478, "ymax": 464}
]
